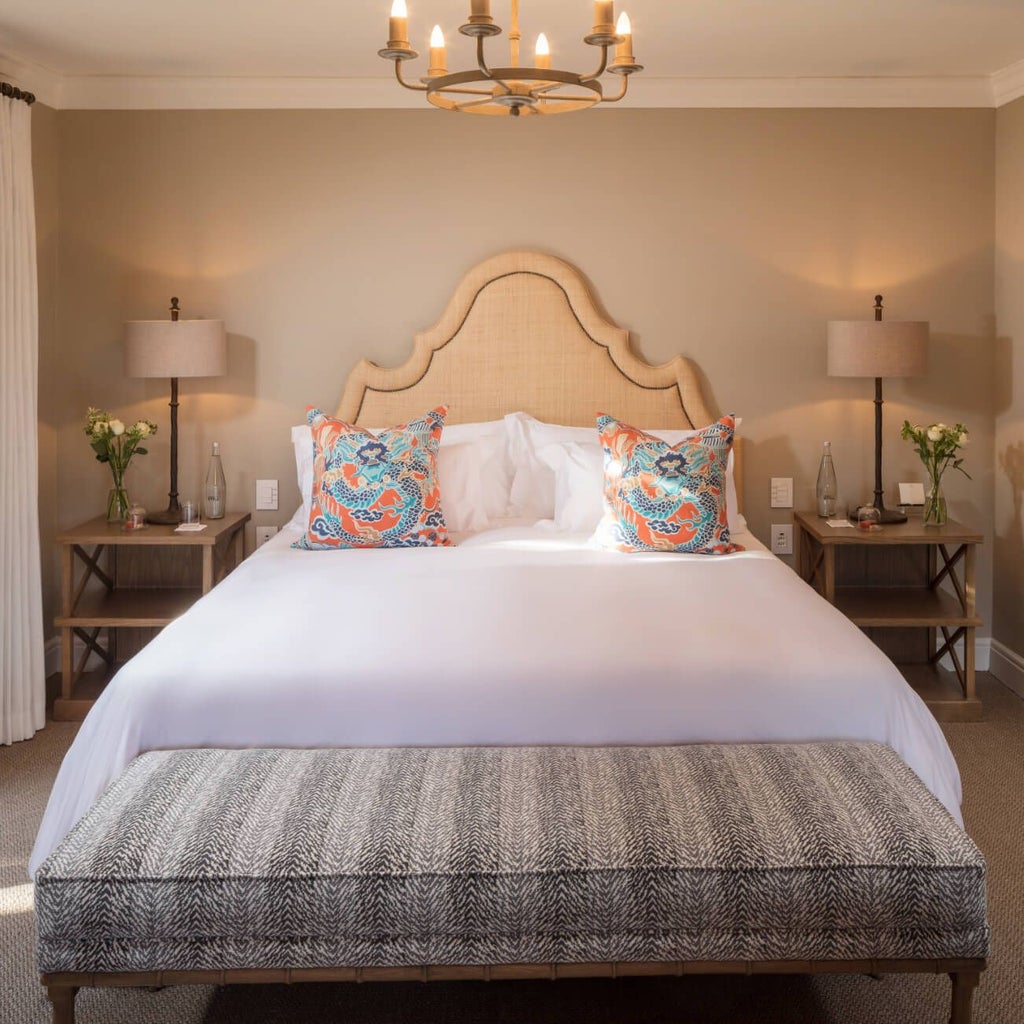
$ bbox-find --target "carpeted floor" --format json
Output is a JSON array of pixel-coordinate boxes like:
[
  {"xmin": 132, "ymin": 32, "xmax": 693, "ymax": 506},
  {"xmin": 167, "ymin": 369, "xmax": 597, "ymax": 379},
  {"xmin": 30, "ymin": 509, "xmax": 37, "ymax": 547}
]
[{"xmin": 3, "ymin": 674, "xmax": 1022, "ymax": 1023}]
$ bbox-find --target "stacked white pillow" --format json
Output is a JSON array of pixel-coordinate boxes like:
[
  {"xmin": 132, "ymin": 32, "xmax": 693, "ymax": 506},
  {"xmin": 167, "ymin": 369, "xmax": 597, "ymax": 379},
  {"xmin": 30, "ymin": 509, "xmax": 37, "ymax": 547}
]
[
  {"xmin": 289, "ymin": 419, "xmax": 514, "ymax": 534},
  {"xmin": 289, "ymin": 411, "xmax": 741, "ymax": 536},
  {"xmin": 504, "ymin": 411, "xmax": 742, "ymax": 535}
]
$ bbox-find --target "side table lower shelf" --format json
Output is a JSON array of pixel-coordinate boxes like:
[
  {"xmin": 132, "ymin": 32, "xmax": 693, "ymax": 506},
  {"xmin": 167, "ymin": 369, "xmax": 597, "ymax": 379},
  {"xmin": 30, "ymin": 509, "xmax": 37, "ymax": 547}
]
[
  {"xmin": 54, "ymin": 511, "xmax": 249, "ymax": 722},
  {"xmin": 793, "ymin": 510, "xmax": 983, "ymax": 723}
]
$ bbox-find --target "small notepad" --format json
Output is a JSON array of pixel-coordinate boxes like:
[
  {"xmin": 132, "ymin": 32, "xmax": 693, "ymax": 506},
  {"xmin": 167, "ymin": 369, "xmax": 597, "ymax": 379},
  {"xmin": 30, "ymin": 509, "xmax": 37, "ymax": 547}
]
[
  {"xmin": 174, "ymin": 523, "xmax": 208, "ymax": 533},
  {"xmin": 825, "ymin": 519, "xmax": 854, "ymax": 528}
]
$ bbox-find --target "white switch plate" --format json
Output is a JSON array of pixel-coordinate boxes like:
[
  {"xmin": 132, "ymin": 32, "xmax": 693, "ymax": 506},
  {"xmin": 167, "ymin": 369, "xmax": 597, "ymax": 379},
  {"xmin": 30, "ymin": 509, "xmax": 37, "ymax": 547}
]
[
  {"xmin": 771, "ymin": 523, "xmax": 793, "ymax": 555},
  {"xmin": 770, "ymin": 477, "xmax": 793, "ymax": 509},
  {"xmin": 255, "ymin": 479, "xmax": 279, "ymax": 511},
  {"xmin": 254, "ymin": 525, "xmax": 278, "ymax": 548}
]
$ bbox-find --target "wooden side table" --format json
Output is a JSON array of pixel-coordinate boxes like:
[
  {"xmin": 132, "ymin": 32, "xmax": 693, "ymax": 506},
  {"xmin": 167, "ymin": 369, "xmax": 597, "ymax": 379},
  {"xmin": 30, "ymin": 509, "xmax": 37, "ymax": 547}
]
[
  {"xmin": 793, "ymin": 510, "xmax": 983, "ymax": 722},
  {"xmin": 54, "ymin": 511, "xmax": 250, "ymax": 721}
]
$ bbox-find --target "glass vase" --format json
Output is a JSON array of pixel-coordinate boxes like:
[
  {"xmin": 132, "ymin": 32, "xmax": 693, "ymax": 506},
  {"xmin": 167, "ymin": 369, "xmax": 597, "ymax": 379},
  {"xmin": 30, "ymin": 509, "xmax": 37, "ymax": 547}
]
[
  {"xmin": 923, "ymin": 482, "xmax": 947, "ymax": 527},
  {"xmin": 107, "ymin": 485, "xmax": 131, "ymax": 522}
]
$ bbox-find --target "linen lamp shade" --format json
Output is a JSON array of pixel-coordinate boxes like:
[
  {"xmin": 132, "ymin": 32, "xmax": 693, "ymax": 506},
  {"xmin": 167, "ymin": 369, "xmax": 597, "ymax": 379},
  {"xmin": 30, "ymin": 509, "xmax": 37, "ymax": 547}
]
[
  {"xmin": 124, "ymin": 319, "xmax": 227, "ymax": 379},
  {"xmin": 123, "ymin": 302, "xmax": 228, "ymax": 524},
  {"xmin": 827, "ymin": 320, "xmax": 928, "ymax": 379},
  {"xmin": 825, "ymin": 298, "xmax": 929, "ymax": 524}
]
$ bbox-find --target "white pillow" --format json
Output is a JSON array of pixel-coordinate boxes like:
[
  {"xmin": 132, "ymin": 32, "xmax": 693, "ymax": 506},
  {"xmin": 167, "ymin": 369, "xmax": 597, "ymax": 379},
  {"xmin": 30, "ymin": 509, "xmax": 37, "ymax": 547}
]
[
  {"xmin": 290, "ymin": 418, "xmax": 513, "ymax": 534},
  {"xmin": 506, "ymin": 412, "xmax": 741, "ymax": 533}
]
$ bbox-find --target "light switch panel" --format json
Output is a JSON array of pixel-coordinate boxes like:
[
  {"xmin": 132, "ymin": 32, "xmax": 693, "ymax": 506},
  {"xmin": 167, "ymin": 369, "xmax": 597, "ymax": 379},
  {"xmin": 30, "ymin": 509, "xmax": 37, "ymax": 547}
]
[
  {"xmin": 770, "ymin": 477, "xmax": 793, "ymax": 509},
  {"xmin": 255, "ymin": 479, "xmax": 279, "ymax": 511}
]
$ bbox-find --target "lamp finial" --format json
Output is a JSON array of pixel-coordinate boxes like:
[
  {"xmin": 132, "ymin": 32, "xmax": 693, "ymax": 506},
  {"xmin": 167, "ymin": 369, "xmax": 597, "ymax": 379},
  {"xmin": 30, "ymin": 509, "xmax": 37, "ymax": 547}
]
[
  {"xmin": 170, "ymin": 297, "xmax": 180, "ymax": 322},
  {"xmin": 874, "ymin": 295, "xmax": 884, "ymax": 321}
]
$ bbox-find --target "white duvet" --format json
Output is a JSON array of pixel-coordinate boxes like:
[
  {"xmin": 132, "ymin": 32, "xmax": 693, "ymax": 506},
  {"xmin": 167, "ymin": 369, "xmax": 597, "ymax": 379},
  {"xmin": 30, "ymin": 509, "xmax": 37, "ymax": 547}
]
[{"xmin": 30, "ymin": 522, "xmax": 962, "ymax": 876}]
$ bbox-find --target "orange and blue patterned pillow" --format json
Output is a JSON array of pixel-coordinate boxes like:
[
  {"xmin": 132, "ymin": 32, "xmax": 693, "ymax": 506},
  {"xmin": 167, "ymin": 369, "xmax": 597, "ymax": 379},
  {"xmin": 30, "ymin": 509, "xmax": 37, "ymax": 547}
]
[
  {"xmin": 595, "ymin": 413, "xmax": 742, "ymax": 555},
  {"xmin": 293, "ymin": 406, "xmax": 451, "ymax": 549}
]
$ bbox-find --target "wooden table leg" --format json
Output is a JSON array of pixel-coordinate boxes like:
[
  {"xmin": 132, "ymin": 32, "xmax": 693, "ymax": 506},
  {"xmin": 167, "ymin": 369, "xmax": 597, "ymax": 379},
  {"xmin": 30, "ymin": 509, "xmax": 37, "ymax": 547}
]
[
  {"xmin": 823, "ymin": 545, "xmax": 836, "ymax": 603},
  {"xmin": 949, "ymin": 970, "xmax": 980, "ymax": 1024},
  {"xmin": 202, "ymin": 547, "xmax": 213, "ymax": 595},
  {"xmin": 46, "ymin": 985, "xmax": 77, "ymax": 1024}
]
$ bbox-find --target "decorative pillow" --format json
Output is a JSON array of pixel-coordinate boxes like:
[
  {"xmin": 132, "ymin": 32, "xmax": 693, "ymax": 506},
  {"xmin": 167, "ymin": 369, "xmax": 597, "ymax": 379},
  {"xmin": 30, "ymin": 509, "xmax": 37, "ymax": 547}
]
[
  {"xmin": 594, "ymin": 413, "xmax": 742, "ymax": 554},
  {"xmin": 294, "ymin": 406, "xmax": 451, "ymax": 549}
]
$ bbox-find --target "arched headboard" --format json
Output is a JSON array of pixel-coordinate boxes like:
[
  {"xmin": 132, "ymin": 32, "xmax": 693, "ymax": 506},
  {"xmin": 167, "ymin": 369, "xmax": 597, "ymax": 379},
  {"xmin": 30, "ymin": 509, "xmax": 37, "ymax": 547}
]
[{"xmin": 336, "ymin": 251, "xmax": 716, "ymax": 430}]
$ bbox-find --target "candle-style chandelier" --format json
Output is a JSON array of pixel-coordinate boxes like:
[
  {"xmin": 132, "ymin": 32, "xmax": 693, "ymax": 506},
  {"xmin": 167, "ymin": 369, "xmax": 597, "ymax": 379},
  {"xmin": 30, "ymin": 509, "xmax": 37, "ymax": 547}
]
[{"xmin": 379, "ymin": 0, "xmax": 642, "ymax": 117}]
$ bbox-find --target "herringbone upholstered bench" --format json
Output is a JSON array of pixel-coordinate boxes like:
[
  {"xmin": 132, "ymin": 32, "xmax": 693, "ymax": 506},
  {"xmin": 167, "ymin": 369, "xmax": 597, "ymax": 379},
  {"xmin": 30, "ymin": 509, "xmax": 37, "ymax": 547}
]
[{"xmin": 36, "ymin": 743, "xmax": 988, "ymax": 1023}]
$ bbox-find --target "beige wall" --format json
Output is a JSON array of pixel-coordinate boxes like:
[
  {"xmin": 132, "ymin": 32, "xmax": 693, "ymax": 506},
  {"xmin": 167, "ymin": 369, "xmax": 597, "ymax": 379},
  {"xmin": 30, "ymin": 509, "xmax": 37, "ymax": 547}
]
[
  {"xmin": 32, "ymin": 101, "xmax": 60, "ymax": 634},
  {"xmin": 39, "ymin": 107, "xmax": 997, "ymax": 639},
  {"xmin": 995, "ymin": 96, "xmax": 1024, "ymax": 662}
]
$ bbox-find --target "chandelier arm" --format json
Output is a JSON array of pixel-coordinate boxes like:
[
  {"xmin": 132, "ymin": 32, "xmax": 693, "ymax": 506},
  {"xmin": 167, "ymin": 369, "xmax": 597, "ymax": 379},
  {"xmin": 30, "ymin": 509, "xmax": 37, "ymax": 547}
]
[
  {"xmin": 394, "ymin": 60, "xmax": 429, "ymax": 92},
  {"xmin": 538, "ymin": 93, "xmax": 602, "ymax": 104},
  {"xmin": 578, "ymin": 45, "xmax": 610, "ymax": 83},
  {"xmin": 455, "ymin": 96, "xmax": 498, "ymax": 111},
  {"xmin": 475, "ymin": 36, "xmax": 494, "ymax": 80},
  {"xmin": 433, "ymin": 86, "xmax": 497, "ymax": 97},
  {"xmin": 599, "ymin": 74, "xmax": 630, "ymax": 103}
]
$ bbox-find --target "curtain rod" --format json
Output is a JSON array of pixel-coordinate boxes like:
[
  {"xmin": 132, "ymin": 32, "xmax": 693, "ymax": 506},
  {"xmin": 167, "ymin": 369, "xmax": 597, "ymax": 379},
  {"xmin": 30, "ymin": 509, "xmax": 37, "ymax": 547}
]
[{"xmin": 1, "ymin": 82, "xmax": 36, "ymax": 105}]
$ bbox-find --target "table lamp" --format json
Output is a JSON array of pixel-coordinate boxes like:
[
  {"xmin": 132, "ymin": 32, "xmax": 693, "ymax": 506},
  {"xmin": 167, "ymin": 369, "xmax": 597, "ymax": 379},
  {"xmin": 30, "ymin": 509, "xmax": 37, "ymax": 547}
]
[
  {"xmin": 827, "ymin": 295, "xmax": 928, "ymax": 524},
  {"xmin": 124, "ymin": 298, "xmax": 227, "ymax": 525}
]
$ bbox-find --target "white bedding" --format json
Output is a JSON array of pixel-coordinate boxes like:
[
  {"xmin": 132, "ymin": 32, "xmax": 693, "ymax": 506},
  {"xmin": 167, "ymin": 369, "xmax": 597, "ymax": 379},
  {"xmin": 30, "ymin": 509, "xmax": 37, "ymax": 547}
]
[{"xmin": 30, "ymin": 521, "xmax": 962, "ymax": 876}]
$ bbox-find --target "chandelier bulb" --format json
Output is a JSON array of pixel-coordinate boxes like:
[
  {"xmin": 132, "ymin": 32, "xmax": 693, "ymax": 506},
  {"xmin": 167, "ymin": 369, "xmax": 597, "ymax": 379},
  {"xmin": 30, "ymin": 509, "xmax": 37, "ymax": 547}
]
[
  {"xmin": 430, "ymin": 24, "xmax": 445, "ymax": 46},
  {"xmin": 615, "ymin": 11, "xmax": 634, "ymax": 61},
  {"xmin": 391, "ymin": 0, "xmax": 407, "ymax": 15},
  {"xmin": 535, "ymin": 32, "xmax": 551, "ymax": 69}
]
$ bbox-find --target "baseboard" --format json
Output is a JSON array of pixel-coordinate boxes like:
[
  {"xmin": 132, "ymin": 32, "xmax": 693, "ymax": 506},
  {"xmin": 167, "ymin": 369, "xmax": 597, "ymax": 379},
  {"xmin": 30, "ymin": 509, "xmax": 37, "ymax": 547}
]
[
  {"xmin": 990, "ymin": 640, "xmax": 1024, "ymax": 699},
  {"xmin": 45, "ymin": 636, "xmax": 105, "ymax": 678},
  {"xmin": 936, "ymin": 636, "xmax": 990, "ymax": 673}
]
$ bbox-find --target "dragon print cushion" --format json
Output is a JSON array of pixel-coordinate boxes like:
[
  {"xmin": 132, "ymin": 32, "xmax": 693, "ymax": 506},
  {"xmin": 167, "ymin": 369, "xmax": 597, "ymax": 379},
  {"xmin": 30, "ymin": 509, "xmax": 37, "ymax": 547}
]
[
  {"xmin": 594, "ymin": 413, "xmax": 742, "ymax": 554},
  {"xmin": 294, "ymin": 406, "xmax": 451, "ymax": 549}
]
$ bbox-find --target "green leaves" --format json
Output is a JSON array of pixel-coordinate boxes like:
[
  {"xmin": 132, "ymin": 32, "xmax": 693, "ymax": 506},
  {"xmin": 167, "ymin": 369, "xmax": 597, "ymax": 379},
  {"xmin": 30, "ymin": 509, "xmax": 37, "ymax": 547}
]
[{"xmin": 900, "ymin": 419, "xmax": 970, "ymax": 487}]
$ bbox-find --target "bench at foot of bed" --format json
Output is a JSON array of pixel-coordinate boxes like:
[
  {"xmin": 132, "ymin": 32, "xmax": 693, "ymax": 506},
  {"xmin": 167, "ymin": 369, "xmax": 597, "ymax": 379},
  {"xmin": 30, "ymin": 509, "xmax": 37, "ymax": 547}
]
[{"xmin": 35, "ymin": 744, "xmax": 989, "ymax": 1024}]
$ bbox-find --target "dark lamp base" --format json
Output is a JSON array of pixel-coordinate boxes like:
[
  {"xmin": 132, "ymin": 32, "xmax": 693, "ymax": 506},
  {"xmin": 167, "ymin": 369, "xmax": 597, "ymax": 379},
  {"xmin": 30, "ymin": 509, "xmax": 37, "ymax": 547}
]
[
  {"xmin": 147, "ymin": 507, "xmax": 182, "ymax": 526},
  {"xmin": 876, "ymin": 507, "xmax": 908, "ymax": 525}
]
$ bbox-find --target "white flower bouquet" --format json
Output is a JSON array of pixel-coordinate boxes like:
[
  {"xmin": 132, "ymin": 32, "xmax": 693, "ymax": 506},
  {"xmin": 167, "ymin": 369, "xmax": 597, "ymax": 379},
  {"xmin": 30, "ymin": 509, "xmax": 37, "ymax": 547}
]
[
  {"xmin": 900, "ymin": 420, "xmax": 970, "ymax": 526},
  {"xmin": 85, "ymin": 407, "xmax": 157, "ymax": 520}
]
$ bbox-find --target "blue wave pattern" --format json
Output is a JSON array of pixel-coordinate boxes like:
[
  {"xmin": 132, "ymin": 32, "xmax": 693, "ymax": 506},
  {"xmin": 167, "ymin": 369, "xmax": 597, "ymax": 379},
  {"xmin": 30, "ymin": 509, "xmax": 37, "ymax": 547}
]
[
  {"xmin": 293, "ymin": 406, "xmax": 451, "ymax": 549},
  {"xmin": 596, "ymin": 413, "xmax": 742, "ymax": 555}
]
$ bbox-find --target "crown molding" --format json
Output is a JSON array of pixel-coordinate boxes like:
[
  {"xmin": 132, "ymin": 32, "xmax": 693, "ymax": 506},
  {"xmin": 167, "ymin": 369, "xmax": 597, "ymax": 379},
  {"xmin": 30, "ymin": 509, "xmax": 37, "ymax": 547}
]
[
  {"xmin": 0, "ymin": 39, "xmax": 1010, "ymax": 112},
  {"xmin": 992, "ymin": 58, "xmax": 1024, "ymax": 107},
  {"xmin": 0, "ymin": 49, "xmax": 62, "ymax": 107},
  {"xmin": 53, "ymin": 72, "xmax": 997, "ymax": 111}
]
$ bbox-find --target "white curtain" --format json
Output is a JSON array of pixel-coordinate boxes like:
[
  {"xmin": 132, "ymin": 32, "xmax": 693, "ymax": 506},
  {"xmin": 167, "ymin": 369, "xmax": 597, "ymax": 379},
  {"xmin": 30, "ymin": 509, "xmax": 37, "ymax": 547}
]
[{"xmin": 0, "ymin": 94, "xmax": 45, "ymax": 744}]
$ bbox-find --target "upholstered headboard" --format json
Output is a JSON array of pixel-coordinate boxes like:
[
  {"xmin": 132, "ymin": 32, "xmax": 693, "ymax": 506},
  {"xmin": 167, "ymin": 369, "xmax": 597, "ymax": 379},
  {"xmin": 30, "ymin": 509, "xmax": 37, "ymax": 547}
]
[{"xmin": 337, "ymin": 251, "xmax": 716, "ymax": 430}]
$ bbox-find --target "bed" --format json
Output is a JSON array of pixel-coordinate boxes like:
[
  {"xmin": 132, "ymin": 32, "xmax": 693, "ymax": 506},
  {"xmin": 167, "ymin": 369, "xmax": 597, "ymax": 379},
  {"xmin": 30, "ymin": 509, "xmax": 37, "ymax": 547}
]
[{"xmin": 30, "ymin": 249, "xmax": 962, "ymax": 877}]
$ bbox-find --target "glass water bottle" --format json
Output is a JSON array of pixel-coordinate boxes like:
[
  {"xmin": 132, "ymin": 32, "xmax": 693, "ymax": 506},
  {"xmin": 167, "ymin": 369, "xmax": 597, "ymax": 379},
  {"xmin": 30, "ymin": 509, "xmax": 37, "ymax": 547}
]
[
  {"xmin": 816, "ymin": 441, "xmax": 838, "ymax": 518},
  {"xmin": 204, "ymin": 442, "xmax": 226, "ymax": 520}
]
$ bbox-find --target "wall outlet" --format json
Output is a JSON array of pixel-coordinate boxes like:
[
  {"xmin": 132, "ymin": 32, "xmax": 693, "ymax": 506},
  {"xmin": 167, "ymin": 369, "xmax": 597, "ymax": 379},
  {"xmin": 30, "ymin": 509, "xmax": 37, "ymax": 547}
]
[
  {"xmin": 255, "ymin": 525, "xmax": 278, "ymax": 549},
  {"xmin": 771, "ymin": 523, "xmax": 793, "ymax": 556},
  {"xmin": 770, "ymin": 477, "xmax": 793, "ymax": 508},
  {"xmin": 255, "ymin": 479, "xmax": 279, "ymax": 511}
]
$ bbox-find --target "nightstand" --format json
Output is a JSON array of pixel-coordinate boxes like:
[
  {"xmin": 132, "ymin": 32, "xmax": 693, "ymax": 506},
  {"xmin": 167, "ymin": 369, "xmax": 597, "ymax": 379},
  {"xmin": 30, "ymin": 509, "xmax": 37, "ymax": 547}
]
[
  {"xmin": 54, "ymin": 511, "xmax": 250, "ymax": 721},
  {"xmin": 793, "ymin": 510, "xmax": 983, "ymax": 722}
]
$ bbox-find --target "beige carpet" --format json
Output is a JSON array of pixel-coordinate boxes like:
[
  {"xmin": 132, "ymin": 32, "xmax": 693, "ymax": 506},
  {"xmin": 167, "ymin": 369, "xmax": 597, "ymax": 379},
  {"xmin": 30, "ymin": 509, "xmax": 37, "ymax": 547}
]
[{"xmin": 3, "ymin": 675, "xmax": 1021, "ymax": 1023}]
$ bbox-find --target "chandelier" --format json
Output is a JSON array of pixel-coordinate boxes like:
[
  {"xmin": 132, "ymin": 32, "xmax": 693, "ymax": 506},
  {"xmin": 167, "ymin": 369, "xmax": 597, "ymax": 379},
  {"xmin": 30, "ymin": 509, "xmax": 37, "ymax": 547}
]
[{"xmin": 378, "ymin": 0, "xmax": 643, "ymax": 117}]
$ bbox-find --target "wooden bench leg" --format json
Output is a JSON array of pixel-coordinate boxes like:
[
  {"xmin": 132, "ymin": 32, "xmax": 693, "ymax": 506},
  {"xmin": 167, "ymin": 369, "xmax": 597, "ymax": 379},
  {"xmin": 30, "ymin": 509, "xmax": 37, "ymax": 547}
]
[
  {"xmin": 46, "ymin": 985, "xmax": 77, "ymax": 1024},
  {"xmin": 950, "ymin": 971, "xmax": 980, "ymax": 1024}
]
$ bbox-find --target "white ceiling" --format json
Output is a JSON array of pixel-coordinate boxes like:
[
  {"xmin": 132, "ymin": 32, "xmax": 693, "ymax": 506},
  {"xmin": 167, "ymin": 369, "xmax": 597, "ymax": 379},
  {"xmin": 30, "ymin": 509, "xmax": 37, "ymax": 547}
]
[{"xmin": 2, "ymin": 0, "xmax": 1024, "ymax": 109}]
